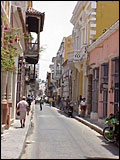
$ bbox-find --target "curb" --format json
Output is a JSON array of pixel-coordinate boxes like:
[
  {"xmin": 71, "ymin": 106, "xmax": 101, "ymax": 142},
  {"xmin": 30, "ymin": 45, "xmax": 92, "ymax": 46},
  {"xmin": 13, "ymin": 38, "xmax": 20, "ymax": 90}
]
[
  {"xmin": 63, "ymin": 109, "xmax": 103, "ymax": 135},
  {"xmin": 18, "ymin": 101, "xmax": 35, "ymax": 159},
  {"xmin": 73, "ymin": 116, "xmax": 103, "ymax": 135}
]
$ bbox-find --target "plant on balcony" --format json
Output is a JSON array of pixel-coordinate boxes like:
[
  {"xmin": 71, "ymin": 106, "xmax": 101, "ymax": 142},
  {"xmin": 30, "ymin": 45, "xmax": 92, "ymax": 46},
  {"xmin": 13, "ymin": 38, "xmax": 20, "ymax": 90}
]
[
  {"xmin": 23, "ymin": 33, "xmax": 34, "ymax": 41},
  {"xmin": 1, "ymin": 18, "xmax": 21, "ymax": 72}
]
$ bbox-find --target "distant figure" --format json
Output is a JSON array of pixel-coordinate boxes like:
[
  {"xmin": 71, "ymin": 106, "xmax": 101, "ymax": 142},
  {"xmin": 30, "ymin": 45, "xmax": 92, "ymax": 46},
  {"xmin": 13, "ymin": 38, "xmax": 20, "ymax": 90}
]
[
  {"xmin": 26, "ymin": 95, "xmax": 32, "ymax": 115},
  {"xmin": 40, "ymin": 97, "xmax": 43, "ymax": 111},
  {"xmin": 60, "ymin": 97, "xmax": 65, "ymax": 111},
  {"xmin": 68, "ymin": 101, "xmax": 73, "ymax": 117},
  {"xmin": 58, "ymin": 95, "xmax": 61, "ymax": 108},
  {"xmin": 80, "ymin": 97, "xmax": 87, "ymax": 117},
  {"xmin": 78, "ymin": 95, "xmax": 83, "ymax": 116},
  {"xmin": 17, "ymin": 96, "xmax": 29, "ymax": 128},
  {"xmin": 66, "ymin": 96, "xmax": 70, "ymax": 109},
  {"xmin": 49, "ymin": 97, "xmax": 53, "ymax": 107}
]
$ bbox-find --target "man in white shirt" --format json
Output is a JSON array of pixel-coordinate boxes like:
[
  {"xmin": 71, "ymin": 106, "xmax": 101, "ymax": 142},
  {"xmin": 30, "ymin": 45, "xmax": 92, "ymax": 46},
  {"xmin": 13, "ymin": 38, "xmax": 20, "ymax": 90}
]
[{"xmin": 17, "ymin": 96, "xmax": 29, "ymax": 128}]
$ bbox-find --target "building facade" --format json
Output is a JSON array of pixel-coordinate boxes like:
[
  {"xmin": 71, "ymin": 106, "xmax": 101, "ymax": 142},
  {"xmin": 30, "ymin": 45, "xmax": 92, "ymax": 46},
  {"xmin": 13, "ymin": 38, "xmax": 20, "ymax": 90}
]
[
  {"xmin": 88, "ymin": 20, "xmax": 119, "ymax": 121},
  {"xmin": 1, "ymin": 1, "xmax": 45, "ymax": 131},
  {"xmin": 69, "ymin": 1, "xmax": 119, "ymax": 115}
]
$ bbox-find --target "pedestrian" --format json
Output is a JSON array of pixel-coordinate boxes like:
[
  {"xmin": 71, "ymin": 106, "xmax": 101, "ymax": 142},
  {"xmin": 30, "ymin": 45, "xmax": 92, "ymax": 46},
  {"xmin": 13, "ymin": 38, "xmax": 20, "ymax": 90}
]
[
  {"xmin": 17, "ymin": 96, "xmax": 29, "ymax": 128},
  {"xmin": 66, "ymin": 96, "xmax": 70, "ymax": 109},
  {"xmin": 78, "ymin": 95, "xmax": 83, "ymax": 116},
  {"xmin": 68, "ymin": 101, "xmax": 73, "ymax": 117},
  {"xmin": 61, "ymin": 97, "xmax": 65, "ymax": 111},
  {"xmin": 26, "ymin": 95, "xmax": 31, "ymax": 115},
  {"xmin": 52, "ymin": 96, "xmax": 55, "ymax": 107},
  {"xmin": 58, "ymin": 95, "xmax": 61, "ymax": 108},
  {"xmin": 49, "ymin": 97, "xmax": 53, "ymax": 107},
  {"xmin": 80, "ymin": 97, "xmax": 87, "ymax": 117},
  {"xmin": 40, "ymin": 97, "xmax": 43, "ymax": 111}
]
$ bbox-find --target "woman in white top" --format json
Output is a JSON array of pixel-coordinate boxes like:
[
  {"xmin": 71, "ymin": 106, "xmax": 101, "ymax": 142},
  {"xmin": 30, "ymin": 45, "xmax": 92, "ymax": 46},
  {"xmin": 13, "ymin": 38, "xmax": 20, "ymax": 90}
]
[
  {"xmin": 80, "ymin": 98, "xmax": 87, "ymax": 117},
  {"xmin": 17, "ymin": 96, "xmax": 29, "ymax": 128}
]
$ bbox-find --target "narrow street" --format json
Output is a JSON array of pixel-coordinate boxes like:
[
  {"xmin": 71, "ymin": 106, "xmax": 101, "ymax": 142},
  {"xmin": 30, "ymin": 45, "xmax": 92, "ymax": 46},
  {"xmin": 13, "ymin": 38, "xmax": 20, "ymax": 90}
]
[{"xmin": 21, "ymin": 103, "xmax": 119, "ymax": 159}]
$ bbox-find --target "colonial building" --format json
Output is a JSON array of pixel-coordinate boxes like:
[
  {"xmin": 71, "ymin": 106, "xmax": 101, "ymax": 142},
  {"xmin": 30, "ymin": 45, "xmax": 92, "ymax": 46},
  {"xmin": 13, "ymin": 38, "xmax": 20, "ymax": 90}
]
[
  {"xmin": 88, "ymin": 20, "xmax": 119, "ymax": 121},
  {"xmin": 69, "ymin": 1, "xmax": 119, "ymax": 115},
  {"xmin": 24, "ymin": 6, "xmax": 45, "ymax": 98},
  {"xmin": 62, "ymin": 35, "xmax": 73, "ymax": 100},
  {"xmin": 1, "ymin": 1, "xmax": 45, "ymax": 131}
]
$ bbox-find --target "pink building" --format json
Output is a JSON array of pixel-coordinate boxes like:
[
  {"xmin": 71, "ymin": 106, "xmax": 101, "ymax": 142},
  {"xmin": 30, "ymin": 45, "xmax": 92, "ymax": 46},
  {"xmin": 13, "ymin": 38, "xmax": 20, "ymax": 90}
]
[{"xmin": 88, "ymin": 20, "xmax": 119, "ymax": 121}]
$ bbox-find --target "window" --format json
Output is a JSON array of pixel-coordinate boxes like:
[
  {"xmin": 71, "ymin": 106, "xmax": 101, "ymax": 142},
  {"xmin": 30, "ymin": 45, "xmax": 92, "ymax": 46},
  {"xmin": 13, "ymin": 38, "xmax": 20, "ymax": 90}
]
[
  {"xmin": 111, "ymin": 57, "xmax": 119, "ymax": 89},
  {"xmin": 92, "ymin": 67, "xmax": 99, "ymax": 112},
  {"xmin": 82, "ymin": 28, "xmax": 85, "ymax": 45},
  {"xmin": 85, "ymin": 24, "xmax": 88, "ymax": 44},
  {"xmin": 101, "ymin": 63, "xmax": 109, "ymax": 84},
  {"xmin": 111, "ymin": 57, "xmax": 119, "ymax": 113}
]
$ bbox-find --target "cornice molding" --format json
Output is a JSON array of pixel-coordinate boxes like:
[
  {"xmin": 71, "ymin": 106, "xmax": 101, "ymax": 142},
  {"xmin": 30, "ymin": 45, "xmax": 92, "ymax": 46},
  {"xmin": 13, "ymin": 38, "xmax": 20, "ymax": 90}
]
[{"xmin": 88, "ymin": 20, "xmax": 119, "ymax": 52}]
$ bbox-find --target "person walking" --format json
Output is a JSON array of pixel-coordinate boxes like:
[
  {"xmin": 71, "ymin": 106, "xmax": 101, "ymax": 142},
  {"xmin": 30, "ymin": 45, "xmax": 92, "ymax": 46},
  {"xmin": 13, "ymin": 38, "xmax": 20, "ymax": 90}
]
[
  {"xmin": 40, "ymin": 97, "xmax": 43, "ymax": 111},
  {"xmin": 58, "ymin": 95, "xmax": 61, "ymax": 108},
  {"xmin": 68, "ymin": 101, "xmax": 73, "ymax": 117},
  {"xmin": 66, "ymin": 96, "xmax": 70, "ymax": 110},
  {"xmin": 17, "ymin": 96, "xmax": 29, "ymax": 128},
  {"xmin": 80, "ymin": 97, "xmax": 87, "ymax": 117},
  {"xmin": 26, "ymin": 95, "xmax": 32, "ymax": 115},
  {"xmin": 49, "ymin": 97, "xmax": 53, "ymax": 107},
  {"xmin": 61, "ymin": 97, "xmax": 65, "ymax": 111},
  {"xmin": 78, "ymin": 95, "xmax": 83, "ymax": 116}
]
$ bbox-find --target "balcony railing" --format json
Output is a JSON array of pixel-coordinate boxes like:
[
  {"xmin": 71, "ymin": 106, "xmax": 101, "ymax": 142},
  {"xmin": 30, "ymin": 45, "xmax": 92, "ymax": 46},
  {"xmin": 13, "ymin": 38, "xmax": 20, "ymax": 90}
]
[
  {"xmin": 53, "ymin": 70, "xmax": 62, "ymax": 80},
  {"xmin": 56, "ymin": 70, "xmax": 62, "ymax": 75},
  {"xmin": 25, "ymin": 39, "xmax": 39, "ymax": 55},
  {"xmin": 67, "ymin": 45, "xmax": 87, "ymax": 62},
  {"xmin": 24, "ymin": 39, "xmax": 39, "ymax": 64}
]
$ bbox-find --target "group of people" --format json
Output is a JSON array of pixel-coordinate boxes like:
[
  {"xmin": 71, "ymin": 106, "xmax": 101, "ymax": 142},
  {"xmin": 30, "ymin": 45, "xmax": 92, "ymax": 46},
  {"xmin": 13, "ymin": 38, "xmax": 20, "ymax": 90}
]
[
  {"xmin": 57, "ymin": 95, "xmax": 87, "ymax": 117},
  {"xmin": 16, "ymin": 94, "xmax": 87, "ymax": 128}
]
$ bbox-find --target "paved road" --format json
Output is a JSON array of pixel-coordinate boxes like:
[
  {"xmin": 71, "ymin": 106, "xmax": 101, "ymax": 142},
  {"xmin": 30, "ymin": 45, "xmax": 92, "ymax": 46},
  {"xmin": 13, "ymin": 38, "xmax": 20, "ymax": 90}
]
[{"xmin": 21, "ymin": 103, "xmax": 119, "ymax": 159}]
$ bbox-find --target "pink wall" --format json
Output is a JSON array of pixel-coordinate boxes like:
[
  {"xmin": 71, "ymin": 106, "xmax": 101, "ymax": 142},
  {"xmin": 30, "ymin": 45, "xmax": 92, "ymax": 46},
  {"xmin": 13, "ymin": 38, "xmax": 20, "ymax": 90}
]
[
  {"xmin": 89, "ymin": 28, "xmax": 119, "ymax": 118},
  {"xmin": 90, "ymin": 29, "xmax": 119, "ymax": 66}
]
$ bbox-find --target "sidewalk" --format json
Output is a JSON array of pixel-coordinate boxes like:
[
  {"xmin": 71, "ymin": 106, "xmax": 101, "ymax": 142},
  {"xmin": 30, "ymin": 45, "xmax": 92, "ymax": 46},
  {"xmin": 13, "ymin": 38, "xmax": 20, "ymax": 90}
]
[
  {"xmin": 72, "ymin": 112, "xmax": 104, "ymax": 135},
  {"xmin": 1, "ymin": 101, "xmax": 35, "ymax": 159},
  {"xmin": 64, "ymin": 109, "xmax": 104, "ymax": 135}
]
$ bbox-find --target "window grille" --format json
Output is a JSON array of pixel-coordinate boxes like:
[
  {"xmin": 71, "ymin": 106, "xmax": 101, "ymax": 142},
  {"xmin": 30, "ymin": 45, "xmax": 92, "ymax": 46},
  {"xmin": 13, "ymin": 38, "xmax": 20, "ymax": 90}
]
[
  {"xmin": 100, "ymin": 63, "xmax": 109, "ymax": 91},
  {"xmin": 111, "ymin": 57, "xmax": 119, "ymax": 113},
  {"xmin": 92, "ymin": 67, "xmax": 99, "ymax": 112},
  {"xmin": 111, "ymin": 57, "xmax": 119, "ymax": 89}
]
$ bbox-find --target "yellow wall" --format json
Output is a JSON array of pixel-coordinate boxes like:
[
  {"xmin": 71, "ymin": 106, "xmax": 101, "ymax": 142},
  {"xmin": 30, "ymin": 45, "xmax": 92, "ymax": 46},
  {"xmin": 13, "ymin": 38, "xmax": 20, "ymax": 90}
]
[
  {"xmin": 80, "ymin": 65, "xmax": 83, "ymax": 96},
  {"xmin": 27, "ymin": 1, "xmax": 32, "ymax": 7},
  {"xmin": 64, "ymin": 35, "xmax": 73, "ymax": 61},
  {"xmin": 94, "ymin": 1, "xmax": 119, "ymax": 40}
]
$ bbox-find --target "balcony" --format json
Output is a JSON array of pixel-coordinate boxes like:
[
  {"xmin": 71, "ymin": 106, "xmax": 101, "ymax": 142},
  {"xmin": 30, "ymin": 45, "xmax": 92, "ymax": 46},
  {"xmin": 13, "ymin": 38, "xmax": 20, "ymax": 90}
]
[
  {"xmin": 54, "ymin": 70, "xmax": 62, "ymax": 80},
  {"xmin": 24, "ymin": 40, "xmax": 39, "ymax": 64},
  {"xmin": 67, "ymin": 46, "xmax": 87, "ymax": 62},
  {"xmin": 24, "ymin": 7, "xmax": 45, "ymax": 64}
]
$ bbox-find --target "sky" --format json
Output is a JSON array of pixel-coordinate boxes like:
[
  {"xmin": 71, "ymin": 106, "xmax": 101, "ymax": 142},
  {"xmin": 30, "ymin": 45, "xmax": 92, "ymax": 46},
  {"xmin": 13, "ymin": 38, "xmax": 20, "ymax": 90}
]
[{"xmin": 33, "ymin": 1, "xmax": 77, "ymax": 81}]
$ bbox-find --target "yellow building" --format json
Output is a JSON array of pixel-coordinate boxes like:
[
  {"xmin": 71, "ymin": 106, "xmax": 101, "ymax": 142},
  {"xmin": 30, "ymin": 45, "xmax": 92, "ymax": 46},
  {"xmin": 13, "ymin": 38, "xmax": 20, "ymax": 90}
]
[
  {"xmin": 62, "ymin": 35, "xmax": 73, "ymax": 99},
  {"xmin": 64, "ymin": 35, "xmax": 73, "ymax": 61},
  {"xmin": 94, "ymin": 1, "xmax": 119, "ymax": 40},
  {"xmin": 69, "ymin": 1, "xmax": 119, "ymax": 115}
]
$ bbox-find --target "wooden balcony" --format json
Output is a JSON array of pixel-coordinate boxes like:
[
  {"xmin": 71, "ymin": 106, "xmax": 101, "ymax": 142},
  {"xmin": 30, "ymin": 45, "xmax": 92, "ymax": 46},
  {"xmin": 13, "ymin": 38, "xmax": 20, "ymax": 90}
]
[
  {"xmin": 24, "ymin": 41, "xmax": 39, "ymax": 64},
  {"xmin": 24, "ymin": 7, "xmax": 45, "ymax": 64}
]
